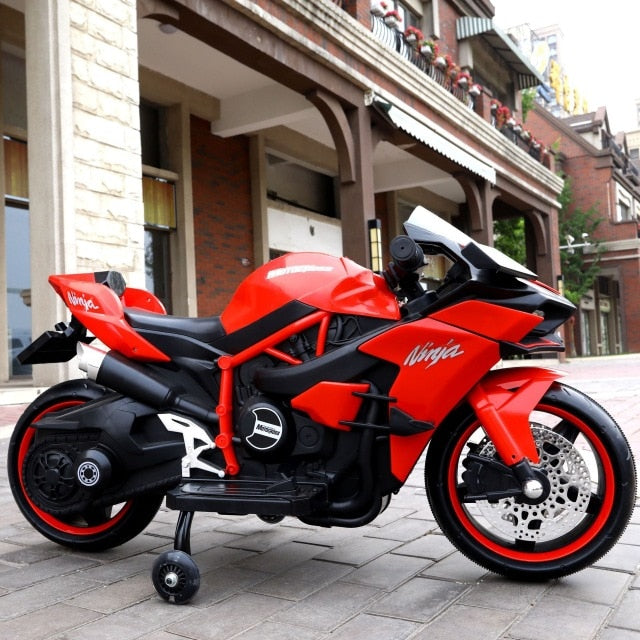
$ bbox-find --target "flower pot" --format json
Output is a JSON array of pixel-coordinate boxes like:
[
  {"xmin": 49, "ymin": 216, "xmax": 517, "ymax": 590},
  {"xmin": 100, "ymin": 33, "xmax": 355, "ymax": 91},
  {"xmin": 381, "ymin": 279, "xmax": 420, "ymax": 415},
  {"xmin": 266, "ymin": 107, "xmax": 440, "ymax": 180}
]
[{"xmin": 384, "ymin": 16, "xmax": 399, "ymax": 28}]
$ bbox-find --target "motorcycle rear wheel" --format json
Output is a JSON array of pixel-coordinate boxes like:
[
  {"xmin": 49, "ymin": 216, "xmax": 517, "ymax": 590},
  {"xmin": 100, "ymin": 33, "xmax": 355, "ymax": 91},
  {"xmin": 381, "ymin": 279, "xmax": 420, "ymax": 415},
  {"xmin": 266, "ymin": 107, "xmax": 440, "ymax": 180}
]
[
  {"xmin": 425, "ymin": 382, "xmax": 636, "ymax": 580},
  {"xmin": 7, "ymin": 379, "xmax": 164, "ymax": 552}
]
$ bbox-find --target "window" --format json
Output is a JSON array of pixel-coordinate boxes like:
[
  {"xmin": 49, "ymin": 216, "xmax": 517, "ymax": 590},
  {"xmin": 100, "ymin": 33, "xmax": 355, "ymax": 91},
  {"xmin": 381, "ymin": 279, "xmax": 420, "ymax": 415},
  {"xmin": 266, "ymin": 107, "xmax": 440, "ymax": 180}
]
[{"xmin": 140, "ymin": 102, "xmax": 176, "ymax": 312}]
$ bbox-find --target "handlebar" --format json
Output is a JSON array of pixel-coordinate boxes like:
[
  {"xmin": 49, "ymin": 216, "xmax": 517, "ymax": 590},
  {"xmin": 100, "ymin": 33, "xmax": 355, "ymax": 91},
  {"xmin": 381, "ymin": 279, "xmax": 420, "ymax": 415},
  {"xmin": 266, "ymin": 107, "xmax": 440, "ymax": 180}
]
[{"xmin": 383, "ymin": 235, "xmax": 425, "ymax": 300}]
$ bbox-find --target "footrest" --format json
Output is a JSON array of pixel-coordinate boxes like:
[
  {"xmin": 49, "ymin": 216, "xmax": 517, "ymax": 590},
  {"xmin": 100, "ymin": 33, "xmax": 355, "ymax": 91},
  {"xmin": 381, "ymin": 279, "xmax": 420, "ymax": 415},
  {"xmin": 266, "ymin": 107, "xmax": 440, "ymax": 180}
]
[{"xmin": 166, "ymin": 479, "xmax": 328, "ymax": 516}]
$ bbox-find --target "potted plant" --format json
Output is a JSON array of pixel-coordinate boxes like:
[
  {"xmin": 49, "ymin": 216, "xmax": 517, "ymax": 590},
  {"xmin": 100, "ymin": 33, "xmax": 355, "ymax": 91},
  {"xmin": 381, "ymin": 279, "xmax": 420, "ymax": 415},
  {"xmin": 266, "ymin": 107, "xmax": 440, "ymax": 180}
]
[
  {"xmin": 455, "ymin": 71, "xmax": 472, "ymax": 88},
  {"xmin": 490, "ymin": 98, "xmax": 501, "ymax": 112},
  {"xmin": 404, "ymin": 26, "xmax": 424, "ymax": 45},
  {"xmin": 384, "ymin": 9, "xmax": 402, "ymax": 28},
  {"xmin": 370, "ymin": 0, "xmax": 388, "ymax": 17},
  {"xmin": 420, "ymin": 39, "xmax": 438, "ymax": 59},
  {"xmin": 468, "ymin": 83, "xmax": 483, "ymax": 97}
]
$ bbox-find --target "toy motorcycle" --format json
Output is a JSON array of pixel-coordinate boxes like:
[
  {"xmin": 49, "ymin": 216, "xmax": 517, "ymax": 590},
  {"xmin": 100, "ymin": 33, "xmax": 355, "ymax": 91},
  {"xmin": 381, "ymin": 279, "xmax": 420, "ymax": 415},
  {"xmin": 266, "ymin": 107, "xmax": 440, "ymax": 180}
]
[{"xmin": 9, "ymin": 206, "xmax": 636, "ymax": 603}]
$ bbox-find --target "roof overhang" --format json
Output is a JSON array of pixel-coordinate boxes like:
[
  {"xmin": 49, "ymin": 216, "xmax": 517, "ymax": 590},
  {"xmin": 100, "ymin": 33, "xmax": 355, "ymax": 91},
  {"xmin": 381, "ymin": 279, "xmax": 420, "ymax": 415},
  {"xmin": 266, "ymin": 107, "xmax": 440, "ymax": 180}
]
[
  {"xmin": 456, "ymin": 17, "xmax": 545, "ymax": 90},
  {"xmin": 371, "ymin": 96, "xmax": 496, "ymax": 184}
]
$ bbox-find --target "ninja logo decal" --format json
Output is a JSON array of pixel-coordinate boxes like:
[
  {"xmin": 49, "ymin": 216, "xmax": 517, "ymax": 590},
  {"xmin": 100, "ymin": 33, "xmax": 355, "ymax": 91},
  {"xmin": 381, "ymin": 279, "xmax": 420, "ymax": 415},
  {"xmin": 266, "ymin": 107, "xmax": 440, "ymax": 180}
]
[
  {"xmin": 404, "ymin": 339, "xmax": 465, "ymax": 369},
  {"xmin": 246, "ymin": 407, "xmax": 284, "ymax": 451}
]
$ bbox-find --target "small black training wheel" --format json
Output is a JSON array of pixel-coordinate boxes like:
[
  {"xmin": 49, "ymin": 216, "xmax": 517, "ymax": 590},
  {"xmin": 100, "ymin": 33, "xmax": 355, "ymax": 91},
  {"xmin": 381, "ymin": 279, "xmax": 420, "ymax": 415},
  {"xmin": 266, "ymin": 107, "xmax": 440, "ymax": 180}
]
[
  {"xmin": 258, "ymin": 514, "xmax": 285, "ymax": 524},
  {"xmin": 152, "ymin": 550, "xmax": 200, "ymax": 604}
]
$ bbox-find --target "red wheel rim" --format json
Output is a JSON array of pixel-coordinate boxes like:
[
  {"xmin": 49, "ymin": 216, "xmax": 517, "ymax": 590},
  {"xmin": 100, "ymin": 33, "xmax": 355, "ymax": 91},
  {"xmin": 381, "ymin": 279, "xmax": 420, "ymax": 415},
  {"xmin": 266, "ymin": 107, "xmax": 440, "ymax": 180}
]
[
  {"xmin": 447, "ymin": 403, "xmax": 615, "ymax": 563},
  {"xmin": 16, "ymin": 401, "xmax": 132, "ymax": 536}
]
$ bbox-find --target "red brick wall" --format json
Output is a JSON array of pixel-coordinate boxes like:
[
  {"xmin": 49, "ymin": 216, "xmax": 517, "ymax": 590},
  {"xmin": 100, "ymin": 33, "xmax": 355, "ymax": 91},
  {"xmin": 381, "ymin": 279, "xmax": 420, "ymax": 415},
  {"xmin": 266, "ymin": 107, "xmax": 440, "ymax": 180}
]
[{"xmin": 190, "ymin": 115, "xmax": 253, "ymax": 316}]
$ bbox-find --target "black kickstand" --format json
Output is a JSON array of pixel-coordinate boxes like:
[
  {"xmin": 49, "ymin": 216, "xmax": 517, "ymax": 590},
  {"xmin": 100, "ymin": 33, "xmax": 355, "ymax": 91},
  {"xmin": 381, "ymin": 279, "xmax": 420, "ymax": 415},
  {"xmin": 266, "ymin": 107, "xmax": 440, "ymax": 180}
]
[{"xmin": 174, "ymin": 510, "xmax": 194, "ymax": 555}]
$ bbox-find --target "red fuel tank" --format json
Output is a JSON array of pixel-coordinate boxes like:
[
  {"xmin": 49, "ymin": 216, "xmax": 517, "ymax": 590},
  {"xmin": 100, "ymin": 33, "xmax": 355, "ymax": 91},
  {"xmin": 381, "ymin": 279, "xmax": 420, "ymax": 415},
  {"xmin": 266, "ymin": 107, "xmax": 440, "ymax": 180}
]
[{"xmin": 220, "ymin": 253, "xmax": 400, "ymax": 333}]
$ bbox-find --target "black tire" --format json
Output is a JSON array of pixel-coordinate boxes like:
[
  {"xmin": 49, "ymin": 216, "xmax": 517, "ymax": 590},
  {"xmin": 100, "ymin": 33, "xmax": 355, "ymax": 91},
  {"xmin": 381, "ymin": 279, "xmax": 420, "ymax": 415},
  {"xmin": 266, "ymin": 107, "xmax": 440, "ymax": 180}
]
[
  {"xmin": 425, "ymin": 382, "xmax": 636, "ymax": 580},
  {"xmin": 152, "ymin": 550, "xmax": 200, "ymax": 604},
  {"xmin": 7, "ymin": 379, "xmax": 164, "ymax": 552}
]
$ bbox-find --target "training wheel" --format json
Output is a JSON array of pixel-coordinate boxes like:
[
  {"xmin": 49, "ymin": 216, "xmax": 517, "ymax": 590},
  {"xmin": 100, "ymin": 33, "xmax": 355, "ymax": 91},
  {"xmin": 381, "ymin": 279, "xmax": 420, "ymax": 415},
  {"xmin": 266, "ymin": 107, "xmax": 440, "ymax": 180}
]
[{"xmin": 152, "ymin": 550, "xmax": 200, "ymax": 604}]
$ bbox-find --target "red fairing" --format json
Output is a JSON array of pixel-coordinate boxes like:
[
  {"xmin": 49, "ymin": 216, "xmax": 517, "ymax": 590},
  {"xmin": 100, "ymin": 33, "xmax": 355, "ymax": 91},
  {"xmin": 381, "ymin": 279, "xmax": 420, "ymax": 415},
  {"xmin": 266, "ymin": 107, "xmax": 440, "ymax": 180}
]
[
  {"xmin": 221, "ymin": 252, "xmax": 400, "ymax": 333},
  {"xmin": 49, "ymin": 274, "xmax": 170, "ymax": 362},
  {"xmin": 359, "ymin": 317, "xmax": 501, "ymax": 481}
]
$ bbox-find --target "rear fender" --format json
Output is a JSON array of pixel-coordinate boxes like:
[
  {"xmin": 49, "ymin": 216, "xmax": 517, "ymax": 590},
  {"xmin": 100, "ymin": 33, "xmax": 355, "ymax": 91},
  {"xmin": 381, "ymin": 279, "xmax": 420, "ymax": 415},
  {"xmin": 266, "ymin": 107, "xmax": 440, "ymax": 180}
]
[{"xmin": 467, "ymin": 366, "xmax": 564, "ymax": 466}]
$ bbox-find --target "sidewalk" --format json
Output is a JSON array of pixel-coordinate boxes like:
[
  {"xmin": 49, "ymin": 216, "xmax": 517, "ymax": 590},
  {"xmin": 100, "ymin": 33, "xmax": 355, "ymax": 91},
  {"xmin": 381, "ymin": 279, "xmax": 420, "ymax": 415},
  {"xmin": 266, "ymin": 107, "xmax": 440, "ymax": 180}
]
[{"xmin": 0, "ymin": 356, "xmax": 638, "ymax": 639}]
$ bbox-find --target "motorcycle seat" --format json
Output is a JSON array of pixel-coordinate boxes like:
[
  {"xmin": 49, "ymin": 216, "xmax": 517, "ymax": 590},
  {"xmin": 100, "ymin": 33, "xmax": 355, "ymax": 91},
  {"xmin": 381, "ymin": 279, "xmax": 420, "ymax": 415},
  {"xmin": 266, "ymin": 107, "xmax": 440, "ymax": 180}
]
[{"xmin": 124, "ymin": 309, "xmax": 226, "ymax": 345}]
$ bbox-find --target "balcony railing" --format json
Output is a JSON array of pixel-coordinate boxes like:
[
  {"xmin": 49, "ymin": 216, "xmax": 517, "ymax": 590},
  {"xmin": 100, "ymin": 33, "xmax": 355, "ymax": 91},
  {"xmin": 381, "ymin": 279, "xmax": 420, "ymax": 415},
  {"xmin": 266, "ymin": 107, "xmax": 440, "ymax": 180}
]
[
  {"xmin": 370, "ymin": 13, "xmax": 550, "ymax": 166},
  {"xmin": 371, "ymin": 15, "xmax": 476, "ymax": 110}
]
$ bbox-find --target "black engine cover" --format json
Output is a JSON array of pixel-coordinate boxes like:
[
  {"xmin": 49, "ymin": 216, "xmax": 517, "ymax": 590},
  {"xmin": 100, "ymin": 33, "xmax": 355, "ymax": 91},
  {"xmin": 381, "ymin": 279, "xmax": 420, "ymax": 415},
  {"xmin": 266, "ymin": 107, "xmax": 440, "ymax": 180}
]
[{"xmin": 238, "ymin": 397, "xmax": 293, "ymax": 459}]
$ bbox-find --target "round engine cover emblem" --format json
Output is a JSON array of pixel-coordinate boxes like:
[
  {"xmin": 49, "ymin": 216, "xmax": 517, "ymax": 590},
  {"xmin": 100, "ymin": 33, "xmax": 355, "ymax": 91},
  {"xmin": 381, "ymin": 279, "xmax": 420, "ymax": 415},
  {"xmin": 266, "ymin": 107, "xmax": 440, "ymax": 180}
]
[{"xmin": 246, "ymin": 406, "xmax": 284, "ymax": 451}]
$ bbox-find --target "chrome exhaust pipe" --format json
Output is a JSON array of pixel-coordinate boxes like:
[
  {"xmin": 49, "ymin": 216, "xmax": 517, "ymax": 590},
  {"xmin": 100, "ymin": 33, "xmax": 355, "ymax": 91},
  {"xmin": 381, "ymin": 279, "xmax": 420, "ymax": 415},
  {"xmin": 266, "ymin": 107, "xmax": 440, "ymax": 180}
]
[{"xmin": 76, "ymin": 343, "xmax": 218, "ymax": 425}]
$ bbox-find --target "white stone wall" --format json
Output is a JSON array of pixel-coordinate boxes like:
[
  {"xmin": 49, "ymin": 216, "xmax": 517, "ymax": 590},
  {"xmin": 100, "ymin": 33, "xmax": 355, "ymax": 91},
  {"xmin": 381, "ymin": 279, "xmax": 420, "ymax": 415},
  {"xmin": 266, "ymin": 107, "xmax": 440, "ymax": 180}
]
[{"xmin": 69, "ymin": 0, "xmax": 145, "ymax": 284}]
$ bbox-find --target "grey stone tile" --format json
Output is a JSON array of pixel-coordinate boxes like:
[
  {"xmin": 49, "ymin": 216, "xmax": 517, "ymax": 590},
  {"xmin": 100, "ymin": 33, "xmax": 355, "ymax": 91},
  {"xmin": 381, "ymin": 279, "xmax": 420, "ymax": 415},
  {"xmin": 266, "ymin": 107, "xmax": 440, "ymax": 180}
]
[
  {"xmin": 609, "ymin": 588, "xmax": 640, "ymax": 631},
  {"xmin": 327, "ymin": 613, "xmax": 420, "ymax": 640},
  {"xmin": 412, "ymin": 603, "xmax": 517, "ymax": 639},
  {"xmin": 549, "ymin": 567, "xmax": 631, "ymax": 606},
  {"xmin": 0, "ymin": 542, "xmax": 62, "ymax": 565},
  {"xmin": 368, "ymin": 575, "xmax": 468, "ymax": 622},
  {"xmin": 68, "ymin": 573, "xmax": 156, "ymax": 613},
  {"xmin": 0, "ymin": 552, "xmax": 98, "ymax": 589},
  {"xmin": 249, "ymin": 558, "xmax": 352, "ymax": 600},
  {"xmin": 232, "ymin": 620, "xmax": 323, "ymax": 640},
  {"xmin": 0, "ymin": 603, "xmax": 102, "ymax": 640},
  {"xmin": 234, "ymin": 541, "xmax": 325, "ymax": 573},
  {"xmin": 59, "ymin": 597, "xmax": 195, "ymax": 640},
  {"xmin": 316, "ymin": 536, "xmax": 401, "ymax": 566},
  {"xmin": 342, "ymin": 553, "xmax": 431, "ymax": 590},
  {"xmin": 508, "ymin": 594, "xmax": 611, "ymax": 640},
  {"xmin": 0, "ymin": 574, "xmax": 100, "ymax": 620},
  {"xmin": 270, "ymin": 580, "xmax": 381, "ymax": 632},
  {"xmin": 194, "ymin": 565, "xmax": 271, "ymax": 607},
  {"xmin": 391, "ymin": 532, "xmax": 456, "ymax": 560},
  {"xmin": 598, "ymin": 628, "xmax": 640, "ymax": 640},
  {"xmin": 619, "ymin": 524, "xmax": 640, "ymax": 546},
  {"xmin": 365, "ymin": 517, "xmax": 432, "ymax": 541},
  {"xmin": 166, "ymin": 592, "xmax": 292, "ymax": 640},
  {"xmin": 78, "ymin": 552, "xmax": 154, "ymax": 583},
  {"xmin": 223, "ymin": 526, "xmax": 304, "ymax": 552},
  {"xmin": 420, "ymin": 551, "xmax": 488, "ymax": 583},
  {"xmin": 595, "ymin": 544, "xmax": 640, "ymax": 573},
  {"xmin": 461, "ymin": 574, "xmax": 548, "ymax": 611}
]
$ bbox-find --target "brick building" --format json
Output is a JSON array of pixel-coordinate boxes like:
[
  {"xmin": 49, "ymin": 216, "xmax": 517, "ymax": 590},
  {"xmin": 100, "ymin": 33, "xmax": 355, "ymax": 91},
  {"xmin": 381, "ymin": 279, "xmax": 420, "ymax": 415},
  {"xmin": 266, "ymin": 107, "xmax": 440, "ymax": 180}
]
[
  {"xmin": 527, "ymin": 103, "xmax": 640, "ymax": 355},
  {"xmin": 1, "ymin": 0, "xmax": 565, "ymax": 388}
]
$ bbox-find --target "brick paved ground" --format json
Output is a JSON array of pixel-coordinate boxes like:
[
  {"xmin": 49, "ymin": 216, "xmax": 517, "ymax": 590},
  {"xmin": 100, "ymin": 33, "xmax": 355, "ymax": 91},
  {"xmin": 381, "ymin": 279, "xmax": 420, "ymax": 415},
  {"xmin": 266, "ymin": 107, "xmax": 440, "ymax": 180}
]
[{"xmin": 0, "ymin": 355, "xmax": 638, "ymax": 639}]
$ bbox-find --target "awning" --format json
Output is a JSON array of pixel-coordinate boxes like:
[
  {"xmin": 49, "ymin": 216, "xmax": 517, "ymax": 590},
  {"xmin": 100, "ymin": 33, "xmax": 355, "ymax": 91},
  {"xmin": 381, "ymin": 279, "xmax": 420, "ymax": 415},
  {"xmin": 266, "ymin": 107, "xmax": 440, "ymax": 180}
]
[
  {"xmin": 371, "ymin": 97, "xmax": 496, "ymax": 184},
  {"xmin": 456, "ymin": 17, "xmax": 545, "ymax": 90}
]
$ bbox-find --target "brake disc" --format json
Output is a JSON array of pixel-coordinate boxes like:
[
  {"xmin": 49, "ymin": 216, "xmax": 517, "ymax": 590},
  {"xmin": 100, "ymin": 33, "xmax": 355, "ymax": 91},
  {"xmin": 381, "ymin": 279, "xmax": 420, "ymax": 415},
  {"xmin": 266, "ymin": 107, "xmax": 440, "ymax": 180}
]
[{"xmin": 474, "ymin": 425, "xmax": 592, "ymax": 542}]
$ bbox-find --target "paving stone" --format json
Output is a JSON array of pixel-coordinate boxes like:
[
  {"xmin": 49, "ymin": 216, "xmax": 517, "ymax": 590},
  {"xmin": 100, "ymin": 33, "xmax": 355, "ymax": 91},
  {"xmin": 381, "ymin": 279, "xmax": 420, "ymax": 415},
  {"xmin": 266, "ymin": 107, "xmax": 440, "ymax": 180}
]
[
  {"xmin": 619, "ymin": 524, "xmax": 640, "ymax": 546},
  {"xmin": 166, "ymin": 592, "xmax": 292, "ymax": 640},
  {"xmin": 327, "ymin": 612, "xmax": 420, "ymax": 640},
  {"xmin": 231, "ymin": 620, "xmax": 323, "ymax": 640},
  {"xmin": 0, "ymin": 602, "xmax": 102, "ymax": 640},
  {"xmin": 598, "ymin": 628, "xmax": 640, "ymax": 640},
  {"xmin": 233, "ymin": 541, "xmax": 325, "ymax": 573},
  {"xmin": 0, "ymin": 574, "xmax": 100, "ymax": 620},
  {"xmin": 609, "ymin": 588, "xmax": 640, "ymax": 631},
  {"xmin": 420, "ymin": 551, "xmax": 489, "ymax": 583},
  {"xmin": 365, "ymin": 516, "xmax": 432, "ymax": 541},
  {"xmin": 368, "ymin": 575, "xmax": 468, "ymax": 622},
  {"xmin": 316, "ymin": 535, "xmax": 401, "ymax": 566},
  {"xmin": 391, "ymin": 532, "xmax": 456, "ymax": 560},
  {"xmin": 595, "ymin": 544, "xmax": 640, "ymax": 573},
  {"xmin": 59, "ymin": 597, "xmax": 195, "ymax": 640},
  {"xmin": 461, "ymin": 574, "xmax": 548, "ymax": 610},
  {"xmin": 548, "ymin": 567, "xmax": 631, "ymax": 606},
  {"xmin": 193, "ymin": 565, "xmax": 270, "ymax": 607},
  {"xmin": 342, "ymin": 552, "xmax": 431, "ymax": 590},
  {"xmin": 249, "ymin": 558, "xmax": 352, "ymax": 600},
  {"xmin": 78, "ymin": 552, "xmax": 154, "ymax": 583},
  {"xmin": 412, "ymin": 603, "xmax": 517, "ymax": 639},
  {"xmin": 68, "ymin": 573, "xmax": 156, "ymax": 613},
  {"xmin": 223, "ymin": 526, "xmax": 304, "ymax": 553},
  {"xmin": 0, "ymin": 542, "xmax": 62, "ymax": 565},
  {"xmin": 507, "ymin": 594, "xmax": 611, "ymax": 640},
  {"xmin": 0, "ymin": 552, "xmax": 98, "ymax": 589},
  {"xmin": 270, "ymin": 580, "xmax": 381, "ymax": 632}
]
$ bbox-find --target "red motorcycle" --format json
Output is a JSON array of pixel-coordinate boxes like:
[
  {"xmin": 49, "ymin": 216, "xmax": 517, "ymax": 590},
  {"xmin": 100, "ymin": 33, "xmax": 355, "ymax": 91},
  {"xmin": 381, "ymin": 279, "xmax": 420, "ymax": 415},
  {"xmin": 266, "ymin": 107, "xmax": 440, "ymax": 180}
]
[{"xmin": 9, "ymin": 207, "xmax": 636, "ymax": 603}]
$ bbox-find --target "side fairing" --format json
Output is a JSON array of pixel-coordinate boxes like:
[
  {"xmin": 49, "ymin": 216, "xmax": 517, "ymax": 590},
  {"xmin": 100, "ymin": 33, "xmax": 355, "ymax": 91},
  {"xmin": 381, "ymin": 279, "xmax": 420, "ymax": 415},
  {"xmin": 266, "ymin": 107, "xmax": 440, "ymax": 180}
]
[
  {"xmin": 358, "ymin": 317, "xmax": 501, "ymax": 481},
  {"xmin": 220, "ymin": 252, "xmax": 400, "ymax": 333}
]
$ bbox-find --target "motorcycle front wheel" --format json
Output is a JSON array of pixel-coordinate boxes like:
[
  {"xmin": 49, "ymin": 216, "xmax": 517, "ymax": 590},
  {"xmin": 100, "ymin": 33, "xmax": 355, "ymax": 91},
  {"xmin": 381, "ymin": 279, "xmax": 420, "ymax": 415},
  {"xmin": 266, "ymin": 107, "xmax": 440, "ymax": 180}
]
[
  {"xmin": 425, "ymin": 382, "xmax": 636, "ymax": 580},
  {"xmin": 7, "ymin": 380, "xmax": 164, "ymax": 552}
]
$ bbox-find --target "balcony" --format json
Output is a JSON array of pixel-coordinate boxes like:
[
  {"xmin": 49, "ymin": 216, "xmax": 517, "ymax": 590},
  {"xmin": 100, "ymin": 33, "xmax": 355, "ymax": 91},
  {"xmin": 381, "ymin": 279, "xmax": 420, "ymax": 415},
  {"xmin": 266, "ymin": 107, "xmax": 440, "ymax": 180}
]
[{"xmin": 370, "ymin": 12, "xmax": 550, "ymax": 167}]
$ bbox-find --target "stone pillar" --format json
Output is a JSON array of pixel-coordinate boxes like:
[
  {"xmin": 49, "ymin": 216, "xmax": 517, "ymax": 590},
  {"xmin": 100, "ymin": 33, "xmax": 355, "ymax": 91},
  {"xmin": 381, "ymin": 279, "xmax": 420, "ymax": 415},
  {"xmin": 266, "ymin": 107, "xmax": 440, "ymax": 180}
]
[{"xmin": 25, "ymin": 0, "xmax": 144, "ymax": 386}]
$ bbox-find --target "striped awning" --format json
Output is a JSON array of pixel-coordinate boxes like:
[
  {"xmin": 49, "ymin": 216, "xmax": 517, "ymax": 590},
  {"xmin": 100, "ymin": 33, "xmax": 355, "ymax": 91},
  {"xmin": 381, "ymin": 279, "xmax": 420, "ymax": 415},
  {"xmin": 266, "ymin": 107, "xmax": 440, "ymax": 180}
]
[
  {"xmin": 456, "ymin": 17, "xmax": 545, "ymax": 90},
  {"xmin": 371, "ymin": 97, "xmax": 496, "ymax": 184}
]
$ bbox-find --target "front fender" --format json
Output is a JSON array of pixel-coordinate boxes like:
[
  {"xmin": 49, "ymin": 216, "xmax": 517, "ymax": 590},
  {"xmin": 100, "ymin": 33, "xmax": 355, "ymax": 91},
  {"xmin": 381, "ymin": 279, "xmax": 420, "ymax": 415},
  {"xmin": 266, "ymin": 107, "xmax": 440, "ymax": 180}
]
[{"xmin": 467, "ymin": 366, "xmax": 564, "ymax": 466}]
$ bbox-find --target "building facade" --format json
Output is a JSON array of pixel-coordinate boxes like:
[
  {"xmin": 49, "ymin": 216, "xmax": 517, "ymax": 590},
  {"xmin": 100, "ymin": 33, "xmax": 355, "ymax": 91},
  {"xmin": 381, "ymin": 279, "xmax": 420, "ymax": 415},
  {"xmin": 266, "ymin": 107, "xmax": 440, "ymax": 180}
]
[
  {"xmin": 1, "ymin": 0, "xmax": 564, "ymax": 388},
  {"xmin": 527, "ymin": 104, "xmax": 640, "ymax": 356}
]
